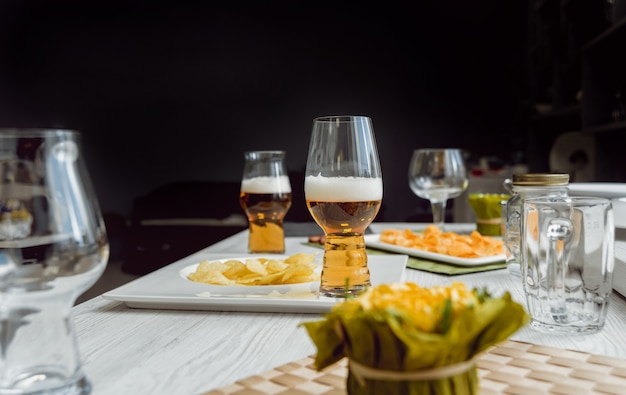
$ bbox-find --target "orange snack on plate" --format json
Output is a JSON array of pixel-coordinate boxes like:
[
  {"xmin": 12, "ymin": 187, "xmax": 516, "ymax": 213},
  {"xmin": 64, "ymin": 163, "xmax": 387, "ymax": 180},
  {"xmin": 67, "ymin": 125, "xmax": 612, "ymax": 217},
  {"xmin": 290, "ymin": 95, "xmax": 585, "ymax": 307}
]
[{"xmin": 379, "ymin": 225, "xmax": 503, "ymax": 258}]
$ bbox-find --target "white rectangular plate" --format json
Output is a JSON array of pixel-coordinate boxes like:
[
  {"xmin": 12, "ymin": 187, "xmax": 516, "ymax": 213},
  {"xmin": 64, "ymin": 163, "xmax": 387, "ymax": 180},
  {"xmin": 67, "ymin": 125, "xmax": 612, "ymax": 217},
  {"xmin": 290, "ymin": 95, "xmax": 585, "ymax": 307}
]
[
  {"xmin": 568, "ymin": 182, "xmax": 626, "ymax": 199},
  {"xmin": 568, "ymin": 183, "xmax": 626, "ymax": 229},
  {"xmin": 364, "ymin": 234, "xmax": 505, "ymax": 266},
  {"xmin": 102, "ymin": 253, "xmax": 407, "ymax": 313}
]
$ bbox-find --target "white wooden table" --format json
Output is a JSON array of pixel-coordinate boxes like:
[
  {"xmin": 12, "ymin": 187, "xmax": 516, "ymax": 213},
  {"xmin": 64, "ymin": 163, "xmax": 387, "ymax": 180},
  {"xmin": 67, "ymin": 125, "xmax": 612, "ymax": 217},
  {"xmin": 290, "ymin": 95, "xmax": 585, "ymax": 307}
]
[{"xmin": 73, "ymin": 223, "xmax": 626, "ymax": 395}]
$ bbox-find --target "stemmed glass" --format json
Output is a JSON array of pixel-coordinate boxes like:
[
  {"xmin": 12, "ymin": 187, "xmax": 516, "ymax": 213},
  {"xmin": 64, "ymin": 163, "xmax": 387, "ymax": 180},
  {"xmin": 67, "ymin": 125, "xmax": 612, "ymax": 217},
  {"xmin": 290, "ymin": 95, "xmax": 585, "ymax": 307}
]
[
  {"xmin": 0, "ymin": 129, "xmax": 109, "ymax": 394},
  {"xmin": 304, "ymin": 116, "xmax": 383, "ymax": 297},
  {"xmin": 408, "ymin": 148, "xmax": 468, "ymax": 230}
]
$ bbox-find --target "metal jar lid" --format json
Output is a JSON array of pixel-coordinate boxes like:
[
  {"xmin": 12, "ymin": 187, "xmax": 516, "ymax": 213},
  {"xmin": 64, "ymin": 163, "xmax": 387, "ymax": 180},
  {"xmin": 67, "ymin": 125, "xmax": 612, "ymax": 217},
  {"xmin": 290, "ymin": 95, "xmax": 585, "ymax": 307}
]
[{"xmin": 512, "ymin": 173, "xmax": 569, "ymax": 186}]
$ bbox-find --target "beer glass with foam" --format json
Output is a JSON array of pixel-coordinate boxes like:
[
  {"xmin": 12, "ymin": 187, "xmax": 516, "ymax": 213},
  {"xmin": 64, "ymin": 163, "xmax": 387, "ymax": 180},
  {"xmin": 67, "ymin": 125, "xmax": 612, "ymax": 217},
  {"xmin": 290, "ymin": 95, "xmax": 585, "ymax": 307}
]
[
  {"xmin": 240, "ymin": 151, "xmax": 292, "ymax": 253},
  {"xmin": 305, "ymin": 116, "xmax": 383, "ymax": 297}
]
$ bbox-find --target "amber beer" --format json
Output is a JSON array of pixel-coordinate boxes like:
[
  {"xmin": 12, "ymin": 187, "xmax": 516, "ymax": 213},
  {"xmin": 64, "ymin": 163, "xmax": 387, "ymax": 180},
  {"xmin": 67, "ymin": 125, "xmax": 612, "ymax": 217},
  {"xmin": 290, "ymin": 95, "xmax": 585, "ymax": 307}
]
[
  {"xmin": 240, "ymin": 175, "xmax": 292, "ymax": 253},
  {"xmin": 305, "ymin": 175, "xmax": 383, "ymax": 297}
]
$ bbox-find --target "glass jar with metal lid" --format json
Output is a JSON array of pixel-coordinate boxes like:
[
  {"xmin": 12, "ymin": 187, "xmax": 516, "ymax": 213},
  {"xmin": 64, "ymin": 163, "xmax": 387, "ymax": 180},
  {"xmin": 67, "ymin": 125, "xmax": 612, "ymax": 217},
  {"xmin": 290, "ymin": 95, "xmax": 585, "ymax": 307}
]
[{"xmin": 504, "ymin": 173, "xmax": 570, "ymax": 278}]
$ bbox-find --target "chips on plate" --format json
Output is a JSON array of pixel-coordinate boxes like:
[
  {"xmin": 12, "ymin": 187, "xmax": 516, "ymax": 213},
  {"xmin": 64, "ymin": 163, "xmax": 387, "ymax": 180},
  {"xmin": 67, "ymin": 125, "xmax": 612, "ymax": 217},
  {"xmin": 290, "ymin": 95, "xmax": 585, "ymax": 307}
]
[
  {"xmin": 188, "ymin": 253, "xmax": 319, "ymax": 286},
  {"xmin": 379, "ymin": 225, "xmax": 504, "ymax": 258}
]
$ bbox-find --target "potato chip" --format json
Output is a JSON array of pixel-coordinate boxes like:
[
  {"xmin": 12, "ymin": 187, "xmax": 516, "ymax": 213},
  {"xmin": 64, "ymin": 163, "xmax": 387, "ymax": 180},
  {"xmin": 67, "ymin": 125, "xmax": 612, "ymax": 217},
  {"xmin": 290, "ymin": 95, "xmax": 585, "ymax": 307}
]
[
  {"xmin": 281, "ymin": 262, "xmax": 314, "ymax": 282},
  {"xmin": 222, "ymin": 260, "xmax": 247, "ymax": 278},
  {"xmin": 379, "ymin": 225, "xmax": 504, "ymax": 258},
  {"xmin": 188, "ymin": 269, "xmax": 233, "ymax": 285},
  {"xmin": 244, "ymin": 259, "xmax": 267, "ymax": 276},
  {"xmin": 284, "ymin": 253, "xmax": 315, "ymax": 265},
  {"xmin": 188, "ymin": 253, "xmax": 319, "ymax": 286},
  {"xmin": 266, "ymin": 259, "xmax": 288, "ymax": 273}
]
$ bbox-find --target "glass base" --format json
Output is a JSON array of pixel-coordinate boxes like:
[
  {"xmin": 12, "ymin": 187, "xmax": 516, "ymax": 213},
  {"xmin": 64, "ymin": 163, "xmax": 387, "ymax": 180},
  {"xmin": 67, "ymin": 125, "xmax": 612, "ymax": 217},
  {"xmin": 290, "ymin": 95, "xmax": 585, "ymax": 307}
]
[
  {"xmin": 506, "ymin": 261, "xmax": 521, "ymax": 278},
  {"xmin": 0, "ymin": 371, "xmax": 90, "ymax": 395},
  {"xmin": 319, "ymin": 283, "xmax": 370, "ymax": 298},
  {"xmin": 530, "ymin": 319, "xmax": 604, "ymax": 334}
]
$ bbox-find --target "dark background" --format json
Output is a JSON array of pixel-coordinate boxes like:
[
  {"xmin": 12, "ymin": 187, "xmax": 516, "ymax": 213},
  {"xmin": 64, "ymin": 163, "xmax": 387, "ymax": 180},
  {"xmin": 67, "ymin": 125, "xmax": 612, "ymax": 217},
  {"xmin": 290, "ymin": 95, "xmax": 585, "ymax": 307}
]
[{"xmin": 0, "ymin": 1, "xmax": 528, "ymax": 223}]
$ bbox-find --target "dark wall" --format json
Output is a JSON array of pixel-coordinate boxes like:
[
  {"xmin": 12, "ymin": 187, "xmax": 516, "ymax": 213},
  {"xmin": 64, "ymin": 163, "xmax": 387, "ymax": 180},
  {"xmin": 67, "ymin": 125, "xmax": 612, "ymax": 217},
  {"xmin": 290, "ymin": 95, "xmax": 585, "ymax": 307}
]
[{"xmin": 0, "ymin": 1, "xmax": 527, "ymax": 221}]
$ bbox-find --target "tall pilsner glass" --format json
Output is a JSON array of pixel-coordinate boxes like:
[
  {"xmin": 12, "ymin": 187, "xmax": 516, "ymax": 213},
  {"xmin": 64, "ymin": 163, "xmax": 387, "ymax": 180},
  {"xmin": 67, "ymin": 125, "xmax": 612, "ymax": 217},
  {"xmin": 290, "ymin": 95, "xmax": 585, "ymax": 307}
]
[
  {"xmin": 305, "ymin": 116, "xmax": 383, "ymax": 298},
  {"xmin": 0, "ymin": 129, "xmax": 109, "ymax": 395}
]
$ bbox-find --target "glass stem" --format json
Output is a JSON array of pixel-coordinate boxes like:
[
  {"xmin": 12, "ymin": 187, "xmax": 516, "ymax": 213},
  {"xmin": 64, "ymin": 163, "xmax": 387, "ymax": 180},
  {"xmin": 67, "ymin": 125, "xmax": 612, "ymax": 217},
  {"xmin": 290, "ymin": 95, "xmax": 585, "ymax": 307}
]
[{"xmin": 430, "ymin": 200, "xmax": 447, "ymax": 229}]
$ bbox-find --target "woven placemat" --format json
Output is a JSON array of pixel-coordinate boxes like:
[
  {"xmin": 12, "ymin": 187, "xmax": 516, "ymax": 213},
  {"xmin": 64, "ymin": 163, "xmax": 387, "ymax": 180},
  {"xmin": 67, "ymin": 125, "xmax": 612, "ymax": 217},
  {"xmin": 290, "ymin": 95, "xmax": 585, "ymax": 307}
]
[{"xmin": 203, "ymin": 340, "xmax": 626, "ymax": 395}]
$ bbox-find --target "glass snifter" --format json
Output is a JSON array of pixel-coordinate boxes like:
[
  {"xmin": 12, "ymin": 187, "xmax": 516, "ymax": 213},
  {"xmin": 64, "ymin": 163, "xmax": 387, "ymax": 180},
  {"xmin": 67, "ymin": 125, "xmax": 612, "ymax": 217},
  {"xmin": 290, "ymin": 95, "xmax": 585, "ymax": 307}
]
[
  {"xmin": 0, "ymin": 129, "xmax": 109, "ymax": 395},
  {"xmin": 304, "ymin": 116, "xmax": 383, "ymax": 298}
]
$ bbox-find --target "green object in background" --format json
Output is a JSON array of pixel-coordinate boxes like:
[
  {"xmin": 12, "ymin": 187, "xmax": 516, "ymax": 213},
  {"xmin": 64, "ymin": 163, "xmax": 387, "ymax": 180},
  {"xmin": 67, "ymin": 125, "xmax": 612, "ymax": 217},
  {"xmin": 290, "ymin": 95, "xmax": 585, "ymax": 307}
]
[{"xmin": 468, "ymin": 193, "xmax": 509, "ymax": 236}]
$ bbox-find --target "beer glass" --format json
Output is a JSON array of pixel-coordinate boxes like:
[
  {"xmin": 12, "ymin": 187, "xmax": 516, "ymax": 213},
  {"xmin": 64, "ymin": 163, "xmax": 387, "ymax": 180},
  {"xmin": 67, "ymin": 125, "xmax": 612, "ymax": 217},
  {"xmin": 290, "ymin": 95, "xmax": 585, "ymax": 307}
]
[
  {"xmin": 305, "ymin": 116, "xmax": 383, "ymax": 298},
  {"xmin": 239, "ymin": 150, "xmax": 292, "ymax": 253},
  {"xmin": 522, "ymin": 196, "xmax": 614, "ymax": 333},
  {"xmin": 0, "ymin": 129, "xmax": 109, "ymax": 394}
]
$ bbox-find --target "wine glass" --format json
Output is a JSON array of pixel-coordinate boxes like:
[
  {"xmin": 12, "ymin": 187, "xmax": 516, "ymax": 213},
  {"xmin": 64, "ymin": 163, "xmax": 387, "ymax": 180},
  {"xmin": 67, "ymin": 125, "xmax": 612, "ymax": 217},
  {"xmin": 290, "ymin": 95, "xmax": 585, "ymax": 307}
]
[
  {"xmin": 408, "ymin": 148, "xmax": 468, "ymax": 230},
  {"xmin": 304, "ymin": 116, "xmax": 383, "ymax": 298},
  {"xmin": 0, "ymin": 129, "xmax": 109, "ymax": 394}
]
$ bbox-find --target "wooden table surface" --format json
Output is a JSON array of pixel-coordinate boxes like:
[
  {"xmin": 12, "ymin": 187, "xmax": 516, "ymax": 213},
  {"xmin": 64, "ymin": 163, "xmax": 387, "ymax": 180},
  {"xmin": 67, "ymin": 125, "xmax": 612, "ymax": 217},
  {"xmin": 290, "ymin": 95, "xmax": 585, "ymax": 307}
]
[{"xmin": 73, "ymin": 223, "xmax": 626, "ymax": 395}]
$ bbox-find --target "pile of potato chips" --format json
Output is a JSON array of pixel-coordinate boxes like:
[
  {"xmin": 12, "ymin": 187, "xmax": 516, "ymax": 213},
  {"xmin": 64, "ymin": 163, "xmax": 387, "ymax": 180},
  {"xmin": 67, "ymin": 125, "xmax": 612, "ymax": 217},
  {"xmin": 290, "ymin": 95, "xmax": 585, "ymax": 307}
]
[
  {"xmin": 188, "ymin": 253, "xmax": 319, "ymax": 286},
  {"xmin": 380, "ymin": 225, "xmax": 504, "ymax": 258}
]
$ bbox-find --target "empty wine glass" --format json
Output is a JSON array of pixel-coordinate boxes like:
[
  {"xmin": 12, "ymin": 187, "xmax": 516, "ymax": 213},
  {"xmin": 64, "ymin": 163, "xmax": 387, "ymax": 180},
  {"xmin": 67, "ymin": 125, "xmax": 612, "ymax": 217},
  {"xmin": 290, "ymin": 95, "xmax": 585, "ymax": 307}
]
[
  {"xmin": 0, "ymin": 129, "xmax": 109, "ymax": 394},
  {"xmin": 408, "ymin": 148, "xmax": 468, "ymax": 229}
]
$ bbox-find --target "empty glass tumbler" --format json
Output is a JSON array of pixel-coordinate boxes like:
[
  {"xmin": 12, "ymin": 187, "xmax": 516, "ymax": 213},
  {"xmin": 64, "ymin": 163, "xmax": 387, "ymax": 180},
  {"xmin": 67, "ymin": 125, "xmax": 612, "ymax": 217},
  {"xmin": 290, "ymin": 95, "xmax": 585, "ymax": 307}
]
[{"xmin": 522, "ymin": 196, "xmax": 614, "ymax": 333}]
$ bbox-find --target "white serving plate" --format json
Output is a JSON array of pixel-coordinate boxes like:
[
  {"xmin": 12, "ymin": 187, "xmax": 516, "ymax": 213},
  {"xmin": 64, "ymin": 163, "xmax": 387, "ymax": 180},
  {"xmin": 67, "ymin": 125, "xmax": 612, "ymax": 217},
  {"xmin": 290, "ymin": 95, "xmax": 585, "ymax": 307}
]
[
  {"xmin": 103, "ymin": 253, "xmax": 407, "ymax": 313},
  {"xmin": 568, "ymin": 183, "xmax": 626, "ymax": 199},
  {"xmin": 364, "ymin": 234, "xmax": 505, "ymax": 266},
  {"xmin": 568, "ymin": 183, "xmax": 626, "ymax": 229}
]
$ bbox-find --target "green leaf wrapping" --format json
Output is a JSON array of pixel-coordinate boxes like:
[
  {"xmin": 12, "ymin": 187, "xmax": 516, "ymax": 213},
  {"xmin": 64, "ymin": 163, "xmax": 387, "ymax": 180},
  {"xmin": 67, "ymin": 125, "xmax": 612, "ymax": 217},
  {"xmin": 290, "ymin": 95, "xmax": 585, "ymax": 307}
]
[
  {"xmin": 301, "ymin": 319, "xmax": 344, "ymax": 369},
  {"xmin": 301, "ymin": 284, "xmax": 529, "ymax": 395},
  {"xmin": 301, "ymin": 288, "xmax": 529, "ymax": 376}
]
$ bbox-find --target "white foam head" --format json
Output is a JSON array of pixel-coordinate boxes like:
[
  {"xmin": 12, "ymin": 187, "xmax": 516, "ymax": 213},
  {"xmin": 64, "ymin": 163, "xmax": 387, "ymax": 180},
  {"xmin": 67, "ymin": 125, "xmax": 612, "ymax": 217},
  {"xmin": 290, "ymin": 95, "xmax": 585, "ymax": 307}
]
[
  {"xmin": 304, "ymin": 175, "xmax": 383, "ymax": 201},
  {"xmin": 241, "ymin": 175, "xmax": 291, "ymax": 193}
]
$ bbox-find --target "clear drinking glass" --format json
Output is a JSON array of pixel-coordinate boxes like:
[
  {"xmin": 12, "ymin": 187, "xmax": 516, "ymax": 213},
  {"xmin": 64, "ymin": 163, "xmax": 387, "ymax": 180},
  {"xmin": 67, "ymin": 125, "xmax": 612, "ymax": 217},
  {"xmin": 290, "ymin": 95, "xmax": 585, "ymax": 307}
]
[
  {"xmin": 522, "ymin": 196, "xmax": 614, "ymax": 333},
  {"xmin": 0, "ymin": 129, "xmax": 109, "ymax": 394},
  {"xmin": 408, "ymin": 148, "xmax": 468, "ymax": 229},
  {"xmin": 504, "ymin": 173, "xmax": 569, "ymax": 278},
  {"xmin": 304, "ymin": 116, "xmax": 383, "ymax": 298},
  {"xmin": 239, "ymin": 150, "xmax": 292, "ymax": 254}
]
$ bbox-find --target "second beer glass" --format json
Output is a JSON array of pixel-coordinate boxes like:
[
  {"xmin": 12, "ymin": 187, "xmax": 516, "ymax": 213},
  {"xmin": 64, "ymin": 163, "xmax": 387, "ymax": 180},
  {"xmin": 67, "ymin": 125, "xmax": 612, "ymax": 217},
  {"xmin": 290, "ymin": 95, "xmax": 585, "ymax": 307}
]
[
  {"xmin": 305, "ymin": 116, "xmax": 383, "ymax": 297},
  {"xmin": 240, "ymin": 151, "xmax": 292, "ymax": 253}
]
